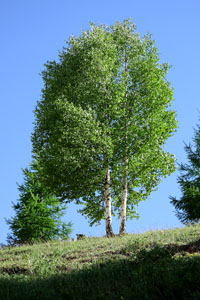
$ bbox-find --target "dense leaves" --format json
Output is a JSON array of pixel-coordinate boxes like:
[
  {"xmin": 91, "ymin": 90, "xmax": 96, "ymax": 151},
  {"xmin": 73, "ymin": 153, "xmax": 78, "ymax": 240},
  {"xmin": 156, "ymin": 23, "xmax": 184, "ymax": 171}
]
[
  {"xmin": 33, "ymin": 99, "xmax": 111, "ymax": 202},
  {"xmin": 32, "ymin": 19, "xmax": 177, "ymax": 231}
]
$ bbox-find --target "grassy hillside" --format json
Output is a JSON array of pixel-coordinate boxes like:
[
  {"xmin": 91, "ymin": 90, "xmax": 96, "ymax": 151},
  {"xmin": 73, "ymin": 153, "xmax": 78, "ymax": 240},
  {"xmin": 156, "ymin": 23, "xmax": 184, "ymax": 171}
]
[{"xmin": 1, "ymin": 225, "xmax": 200, "ymax": 300}]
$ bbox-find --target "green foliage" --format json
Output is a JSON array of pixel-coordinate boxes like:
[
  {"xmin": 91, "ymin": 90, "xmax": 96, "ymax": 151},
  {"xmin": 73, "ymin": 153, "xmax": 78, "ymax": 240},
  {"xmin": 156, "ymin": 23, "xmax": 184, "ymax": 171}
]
[
  {"xmin": 6, "ymin": 160, "xmax": 72, "ymax": 245},
  {"xmin": 33, "ymin": 100, "xmax": 111, "ymax": 204},
  {"xmin": 170, "ymin": 122, "xmax": 200, "ymax": 224},
  {"xmin": 32, "ymin": 19, "xmax": 177, "ymax": 226}
]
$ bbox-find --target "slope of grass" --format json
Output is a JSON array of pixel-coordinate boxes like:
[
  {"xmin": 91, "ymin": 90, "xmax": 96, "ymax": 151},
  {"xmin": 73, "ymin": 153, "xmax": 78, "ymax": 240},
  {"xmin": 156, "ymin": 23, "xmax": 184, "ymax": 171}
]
[{"xmin": 1, "ymin": 225, "xmax": 200, "ymax": 300}]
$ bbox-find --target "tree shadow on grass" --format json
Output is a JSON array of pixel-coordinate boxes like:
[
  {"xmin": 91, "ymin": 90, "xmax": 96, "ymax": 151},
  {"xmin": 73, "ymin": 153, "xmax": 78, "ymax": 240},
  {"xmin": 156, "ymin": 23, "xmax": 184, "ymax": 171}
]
[{"xmin": 1, "ymin": 241, "xmax": 200, "ymax": 300}]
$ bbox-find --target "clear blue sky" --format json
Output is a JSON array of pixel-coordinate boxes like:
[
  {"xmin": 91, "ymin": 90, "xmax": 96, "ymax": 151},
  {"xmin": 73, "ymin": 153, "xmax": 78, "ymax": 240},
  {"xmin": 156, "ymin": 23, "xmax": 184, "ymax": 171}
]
[{"xmin": 1, "ymin": 0, "xmax": 200, "ymax": 243}]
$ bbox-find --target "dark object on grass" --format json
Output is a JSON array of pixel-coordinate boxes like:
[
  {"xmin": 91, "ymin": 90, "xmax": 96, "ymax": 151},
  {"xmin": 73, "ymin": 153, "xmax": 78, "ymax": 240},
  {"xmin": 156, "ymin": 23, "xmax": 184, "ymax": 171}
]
[{"xmin": 76, "ymin": 234, "xmax": 87, "ymax": 240}]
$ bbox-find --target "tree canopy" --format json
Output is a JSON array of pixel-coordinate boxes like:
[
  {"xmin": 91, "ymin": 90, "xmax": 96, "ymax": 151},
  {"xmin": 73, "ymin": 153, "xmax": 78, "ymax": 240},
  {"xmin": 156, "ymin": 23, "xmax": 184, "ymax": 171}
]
[{"xmin": 32, "ymin": 19, "xmax": 177, "ymax": 236}]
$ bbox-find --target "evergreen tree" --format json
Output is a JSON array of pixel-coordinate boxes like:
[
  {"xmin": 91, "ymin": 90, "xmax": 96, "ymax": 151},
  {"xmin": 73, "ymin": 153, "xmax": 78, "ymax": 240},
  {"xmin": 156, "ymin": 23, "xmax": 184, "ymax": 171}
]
[
  {"xmin": 170, "ymin": 123, "xmax": 200, "ymax": 224},
  {"xmin": 6, "ymin": 160, "xmax": 72, "ymax": 245}
]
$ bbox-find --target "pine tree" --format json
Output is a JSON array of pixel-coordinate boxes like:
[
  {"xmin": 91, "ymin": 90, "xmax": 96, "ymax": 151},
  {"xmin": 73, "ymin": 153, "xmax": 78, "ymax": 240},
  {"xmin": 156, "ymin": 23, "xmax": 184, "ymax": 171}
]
[
  {"xmin": 170, "ymin": 122, "xmax": 200, "ymax": 224},
  {"xmin": 6, "ymin": 160, "xmax": 72, "ymax": 245}
]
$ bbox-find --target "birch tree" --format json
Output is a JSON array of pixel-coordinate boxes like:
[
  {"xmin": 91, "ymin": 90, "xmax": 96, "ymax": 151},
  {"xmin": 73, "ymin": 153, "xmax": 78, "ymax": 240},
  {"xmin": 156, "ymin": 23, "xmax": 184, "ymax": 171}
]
[
  {"xmin": 32, "ymin": 19, "xmax": 177, "ymax": 236},
  {"xmin": 110, "ymin": 21, "xmax": 177, "ymax": 233},
  {"xmin": 33, "ymin": 99, "xmax": 114, "ymax": 236}
]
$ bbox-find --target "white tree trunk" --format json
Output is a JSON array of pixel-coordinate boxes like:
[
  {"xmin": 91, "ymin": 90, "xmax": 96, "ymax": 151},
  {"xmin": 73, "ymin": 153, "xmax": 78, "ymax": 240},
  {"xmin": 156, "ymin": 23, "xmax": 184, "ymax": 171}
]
[
  {"xmin": 119, "ymin": 49, "xmax": 128, "ymax": 235},
  {"xmin": 105, "ymin": 167, "xmax": 114, "ymax": 237},
  {"xmin": 119, "ymin": 159, "xmax": 128, "ymax": 234}
]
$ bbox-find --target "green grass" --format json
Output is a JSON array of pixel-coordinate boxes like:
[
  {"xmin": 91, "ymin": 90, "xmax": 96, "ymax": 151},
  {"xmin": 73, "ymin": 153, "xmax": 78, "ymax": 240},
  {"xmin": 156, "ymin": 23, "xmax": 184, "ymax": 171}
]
[{"xmin": 1, "ymin": 225, "xmax": 200, "ymax": 299}]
